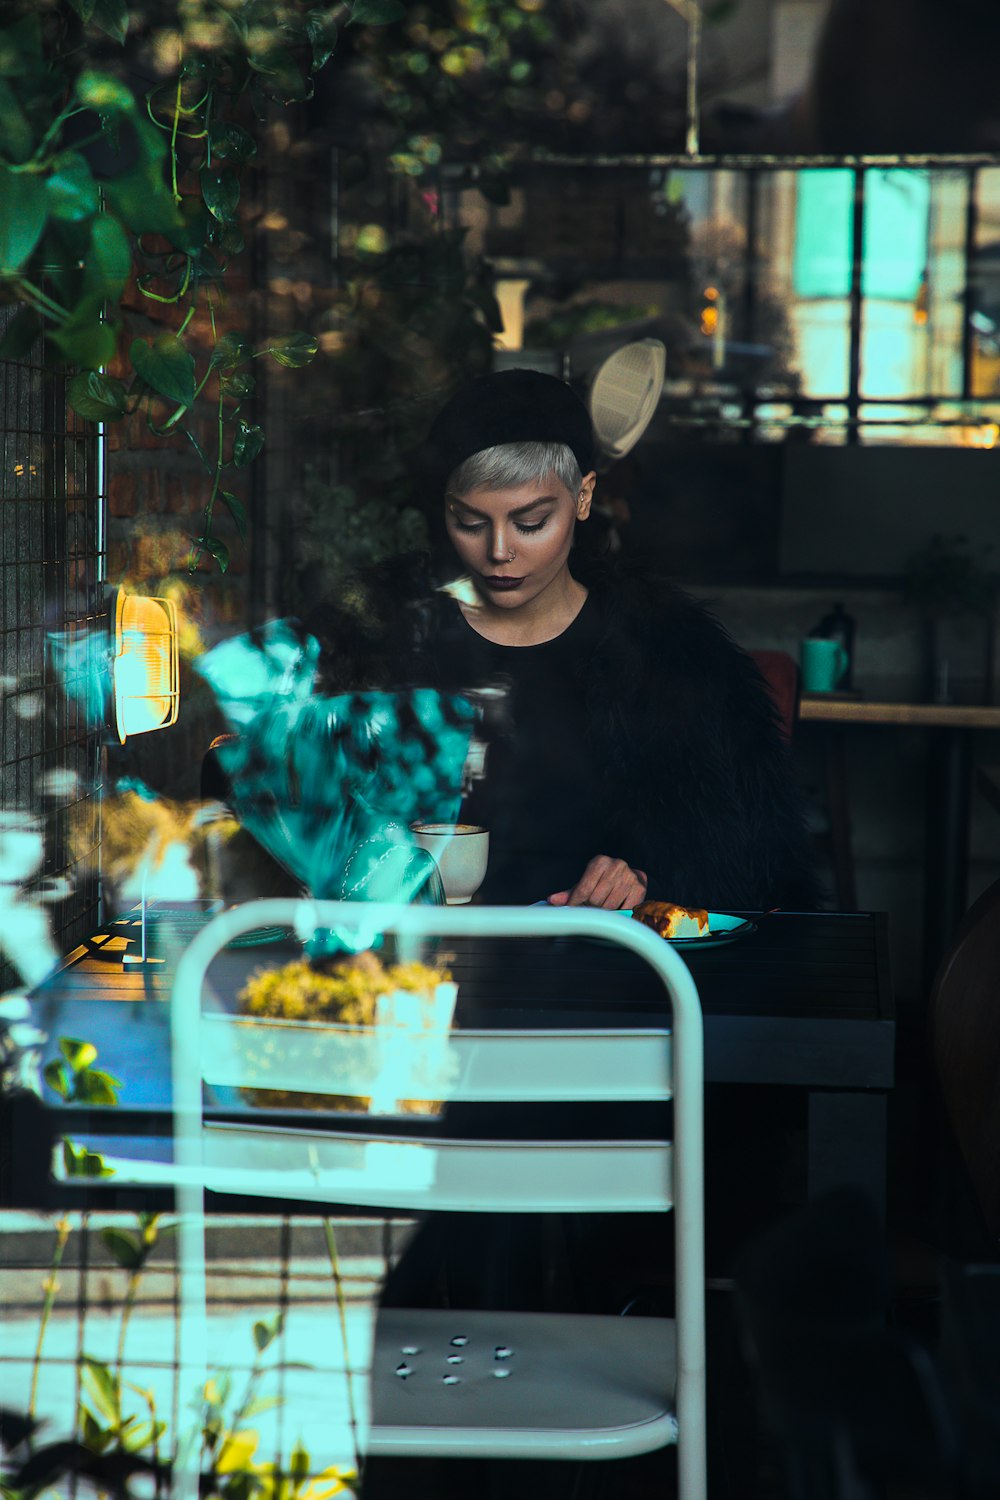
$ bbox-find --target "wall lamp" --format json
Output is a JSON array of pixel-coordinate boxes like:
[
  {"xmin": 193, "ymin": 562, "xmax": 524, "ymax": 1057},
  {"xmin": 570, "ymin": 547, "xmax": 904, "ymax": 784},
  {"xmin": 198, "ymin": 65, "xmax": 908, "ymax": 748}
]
[{"xmin": 111, "ymin": 585, "xmax": 180, "ymax": 743}]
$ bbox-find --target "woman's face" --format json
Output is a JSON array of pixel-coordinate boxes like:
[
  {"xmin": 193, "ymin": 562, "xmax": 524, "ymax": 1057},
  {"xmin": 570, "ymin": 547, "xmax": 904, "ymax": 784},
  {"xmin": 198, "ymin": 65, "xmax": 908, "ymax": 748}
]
[{"xmin": 444, "ymin": 471, "xmax": 595, "ymax": 612}]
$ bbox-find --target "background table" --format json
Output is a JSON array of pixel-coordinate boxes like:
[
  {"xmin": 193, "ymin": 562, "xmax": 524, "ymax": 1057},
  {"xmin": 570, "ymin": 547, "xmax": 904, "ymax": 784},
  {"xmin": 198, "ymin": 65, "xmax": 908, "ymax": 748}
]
[
  {"xmin": 17, "ymin": 906, "xmax": 895, "ymax": 1219},
  {"xmin": 799, "ymin": 695, "xmax": 1000, "ymax": 985}
]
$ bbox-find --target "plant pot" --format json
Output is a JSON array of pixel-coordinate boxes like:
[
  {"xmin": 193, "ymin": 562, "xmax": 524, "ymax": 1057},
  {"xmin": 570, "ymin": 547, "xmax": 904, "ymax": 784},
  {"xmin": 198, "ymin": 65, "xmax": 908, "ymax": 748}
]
[{"xmin": 208, "ymin": 983, "xmax": 458, "ymax": 1118}]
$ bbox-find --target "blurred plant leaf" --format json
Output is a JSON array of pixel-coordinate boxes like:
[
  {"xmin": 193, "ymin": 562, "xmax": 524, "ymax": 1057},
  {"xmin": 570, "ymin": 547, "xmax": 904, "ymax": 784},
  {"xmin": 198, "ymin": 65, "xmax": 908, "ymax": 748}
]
[
  {"xmin": 100, "ymin": 1226, "xmax": 142, "ymax": 1269},
  {"xmin": 232, "ymin": 422, "xmax": 263, "ymax": 466},
  {"xmin": 290, "ymin": 1441, "xmax": 310, "ymax": 1482},
  {"xmin": 217, "ymin": 1429, "xmax": 259, "ymax": 1474},
  {"xmin": 62, "ymin": 1138, "xmax": 115, "ymax": 1178},
  {"xmin": 0, "ymin": 305, "xmax": 43, "ymax": 360},
  {"xmin": 0, "ymin": 78, "xmax": 36, "ymax": 162},
  {"xmin": 43, "ymin": 1059, "xmax": 70, "ymax": 1098},
  {"xmin": 85, "ymin": 214, "xmax": 132, "ymax": 301},
  {"xmin": 73, "ymin": 1067, "xmax": 122, "ymax": 1105},
  {"xmin": 105, "ymin": 162, "xmax": 182, "ymax": 237},
  {"xmin": 74, "ymin": 71, "xmax": 134, "ymax": 113},
  {"xmin": 81, "ymin": 1357, "xmax": 120, "ymax": 1427},
  {"xmin": 252, "ymin": 1312, "xmax": 283, "ymax": 1352},
  {"xmin": 262, "ymin": 332, "xmax": 318, "ymax": 367},
  {"xmin": 89, "ymin": 0, "xmax": 129, "ymax": 45},
  {"xmin": 49, "ymin": 306, "xmax": 118, "ymax": 370},
  {"xmin": 67, "ymin": 369, "xmax": 128, "ymax": 420},
  {"xmin": 0, "ymin": 166, "xmax": 47, "ymax": 274},
  {"xmin": 120, "ymin": 1419, "xmax": 165, "ymax": 1451},
  {"xmin": 201, "ymin": 168, "xmax": 240, "ymax": 224},
  {"xmin": 59, "ymin": 1037, "xmax": 98, "ymax": 1072},
  {"xmin": 208, "ymin": 121, "xmax": 257, "ymax": 163},
  {"xmin": 210, "ymin": 332, "xmax": 250, "ymax": 370},
  {"xmin": 130, "ymin": 333, "xmax": 196, "ymax": 407},
  {"xmin": 305, "ymin": 9, "xmax": 339, "ymax": 70},
  {"xmin": 220, "ymin": 372, "xmax": 255, "ymax": 399},
  {"xmin": 221, "ymin": 492, "xmax": 248, "ymax": 544},
  {"xmin": 241, "ymin": 1395, "xmax": 282, "ymax": 1420},
  {"xmin": 46, "ymin": 152, "xmax": 100, "ymax": 222},
  {"xmin": 81, "ymin": 1405, "xmax": 113, "ymax": 1451},
  {"xmin": 184, "ymin": 427, "xmax": 213, "ymax": 471},
  {"xmin": 209, "ymin": 219, "xmax": 245, "ymax": 257},
  {"xmin": 349, "ymin": 0, "xmax": 404, "ymax": 24},
  {"xmin": 193, "ymin": 534, "xmax": 230, "ymax": 572},
  {"xmin": 0, "ymin": 11, "xmax": 43, "ymax": 70}
]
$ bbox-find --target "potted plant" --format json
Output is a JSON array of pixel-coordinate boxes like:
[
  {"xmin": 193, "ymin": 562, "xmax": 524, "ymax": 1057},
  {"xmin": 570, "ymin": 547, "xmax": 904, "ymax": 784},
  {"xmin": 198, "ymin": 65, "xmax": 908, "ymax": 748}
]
[{"xmin": 220, "ymin": 948, "xmax": 458, "ymax": 1115}]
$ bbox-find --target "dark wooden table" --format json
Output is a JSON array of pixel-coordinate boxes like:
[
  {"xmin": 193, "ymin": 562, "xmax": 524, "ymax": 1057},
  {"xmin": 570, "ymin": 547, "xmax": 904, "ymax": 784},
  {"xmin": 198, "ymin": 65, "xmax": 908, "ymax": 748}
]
[{"xmin": 20, "ymin": 905, "xmax": 894, "ymax": 1217}]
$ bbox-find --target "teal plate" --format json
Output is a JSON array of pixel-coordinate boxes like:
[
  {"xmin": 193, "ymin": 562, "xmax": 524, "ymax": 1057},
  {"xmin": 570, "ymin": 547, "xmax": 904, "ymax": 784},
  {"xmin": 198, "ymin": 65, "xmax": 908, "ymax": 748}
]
[
  {"xmin": 620, "ymin": 910, "xmax": 757, "ymax": 947},
  {"xmin": 533, "ymin": 905, "xmax": 756, "ymax": 948}
]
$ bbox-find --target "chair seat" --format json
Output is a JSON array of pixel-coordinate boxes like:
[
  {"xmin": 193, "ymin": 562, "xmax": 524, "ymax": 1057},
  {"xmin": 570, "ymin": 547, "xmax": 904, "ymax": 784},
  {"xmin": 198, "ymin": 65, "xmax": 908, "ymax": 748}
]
[{"xmin": 369, "ymin": 1307, "xmax": 678, "ymax": 1461}]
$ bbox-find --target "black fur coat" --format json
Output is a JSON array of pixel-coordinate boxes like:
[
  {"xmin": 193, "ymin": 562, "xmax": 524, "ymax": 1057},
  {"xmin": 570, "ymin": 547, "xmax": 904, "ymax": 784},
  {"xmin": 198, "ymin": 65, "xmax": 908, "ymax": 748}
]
[{"xmin": 306, "ymin": 548, "xmax": 823, "ymax": 912}]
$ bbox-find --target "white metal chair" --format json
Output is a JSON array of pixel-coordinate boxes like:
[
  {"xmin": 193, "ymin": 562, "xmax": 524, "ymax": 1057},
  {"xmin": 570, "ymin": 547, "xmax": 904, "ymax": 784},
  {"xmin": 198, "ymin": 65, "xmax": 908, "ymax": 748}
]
[{"xmin": 94, "ymin": 899, "xmax": 706, "ymax": 1497}]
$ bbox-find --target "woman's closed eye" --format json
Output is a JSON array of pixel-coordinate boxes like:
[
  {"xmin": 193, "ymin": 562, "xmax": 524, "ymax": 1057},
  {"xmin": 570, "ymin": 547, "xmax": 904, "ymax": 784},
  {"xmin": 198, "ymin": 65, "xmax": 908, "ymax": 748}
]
[{"xmin": 454, "ymin": 518, "xmax": 549, "ymax": 534}]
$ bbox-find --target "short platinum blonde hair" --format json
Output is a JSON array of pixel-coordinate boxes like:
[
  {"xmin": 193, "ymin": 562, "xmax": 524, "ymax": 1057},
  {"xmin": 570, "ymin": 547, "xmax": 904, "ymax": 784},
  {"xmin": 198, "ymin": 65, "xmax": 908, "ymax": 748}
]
[{"xmin": 446, "ymin": 441, "xmax": 583, "ymax": 499}]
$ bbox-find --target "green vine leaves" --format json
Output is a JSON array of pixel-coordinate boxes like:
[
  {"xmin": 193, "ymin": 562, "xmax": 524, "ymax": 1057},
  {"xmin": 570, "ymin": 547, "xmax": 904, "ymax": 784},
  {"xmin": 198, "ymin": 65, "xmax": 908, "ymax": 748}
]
[{"xmin": 0, "ymin": 0, "xmax": 402, "ymax": 575}]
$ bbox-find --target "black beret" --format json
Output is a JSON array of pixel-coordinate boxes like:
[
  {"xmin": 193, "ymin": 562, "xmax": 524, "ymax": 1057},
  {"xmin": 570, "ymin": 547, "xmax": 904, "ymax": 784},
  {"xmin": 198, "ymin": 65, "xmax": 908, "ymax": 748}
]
[{"xmin": 421, "ymin": 368, "xmax": 595, "ymax": 495}]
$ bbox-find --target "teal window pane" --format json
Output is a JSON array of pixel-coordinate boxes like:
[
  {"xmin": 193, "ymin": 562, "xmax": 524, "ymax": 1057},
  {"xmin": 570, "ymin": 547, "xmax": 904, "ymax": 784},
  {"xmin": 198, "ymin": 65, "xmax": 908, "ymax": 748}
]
[
  {"xmin": 793, "ymin": 170, "xmax": 854, "ymax": 298},
  {"xmin": 862, "ymin": 170, "xmax": 930, "ymax": 300}
]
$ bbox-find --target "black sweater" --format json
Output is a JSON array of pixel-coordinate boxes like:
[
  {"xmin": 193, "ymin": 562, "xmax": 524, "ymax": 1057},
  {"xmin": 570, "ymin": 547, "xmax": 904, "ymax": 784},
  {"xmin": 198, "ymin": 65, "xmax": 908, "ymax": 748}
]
[{"xmin": 305, "ymin": 548, "xmax": 822, "ymax": 912}]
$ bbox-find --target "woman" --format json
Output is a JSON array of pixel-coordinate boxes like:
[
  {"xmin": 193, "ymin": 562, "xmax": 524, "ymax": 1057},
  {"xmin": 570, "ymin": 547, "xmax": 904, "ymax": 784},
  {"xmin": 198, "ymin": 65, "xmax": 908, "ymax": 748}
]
[
  {"xmin": 308, "ymin": 367, "xmax": 821, "ymax": 912},
  {"xmin": 341, "ymin": 370, "xmax": 819, "ymax": 1498}
]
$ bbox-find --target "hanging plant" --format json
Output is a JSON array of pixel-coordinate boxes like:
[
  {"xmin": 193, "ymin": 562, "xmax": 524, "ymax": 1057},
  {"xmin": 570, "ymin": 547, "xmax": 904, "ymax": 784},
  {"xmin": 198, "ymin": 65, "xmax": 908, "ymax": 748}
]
[{"xmin": 0, "ymin": 0, "xmax": 404, "ymax": 574}]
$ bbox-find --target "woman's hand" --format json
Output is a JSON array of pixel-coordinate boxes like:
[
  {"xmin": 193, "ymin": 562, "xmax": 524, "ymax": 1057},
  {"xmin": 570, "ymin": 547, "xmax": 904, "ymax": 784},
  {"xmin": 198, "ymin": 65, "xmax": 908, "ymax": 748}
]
[{"xmin": 547, "ymin": 857, "xmax": 648, "ymax": 911}]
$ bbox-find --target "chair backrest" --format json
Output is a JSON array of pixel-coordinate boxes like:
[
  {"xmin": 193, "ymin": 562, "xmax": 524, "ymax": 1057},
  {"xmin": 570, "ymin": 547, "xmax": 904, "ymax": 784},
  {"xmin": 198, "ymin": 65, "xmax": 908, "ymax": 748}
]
[
  {"xmin": 169, "ymin": 899, "xmax": 702, "ymax": 1215},
  {"xmin": 929, "ymin": 874, "xmax": 1000, "ymax": 1244},
  {"xmin": 748, "ymin": 649, "xmax": 800, "ymax": 744}
]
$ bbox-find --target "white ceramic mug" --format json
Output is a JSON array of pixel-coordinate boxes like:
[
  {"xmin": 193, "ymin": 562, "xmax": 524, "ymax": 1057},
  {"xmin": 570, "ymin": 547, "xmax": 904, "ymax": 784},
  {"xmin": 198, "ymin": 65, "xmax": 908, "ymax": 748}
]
[{"xmin": 410, "ymin": 823, "xmax": 489, "ymax": 904}]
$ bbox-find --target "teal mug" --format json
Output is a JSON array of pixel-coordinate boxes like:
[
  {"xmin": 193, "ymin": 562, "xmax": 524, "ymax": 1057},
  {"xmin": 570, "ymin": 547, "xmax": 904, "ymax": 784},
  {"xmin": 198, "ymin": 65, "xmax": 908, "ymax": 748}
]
[{"xmin": 800, "ymin": 637, "xmax": 849, "ymax": 693}]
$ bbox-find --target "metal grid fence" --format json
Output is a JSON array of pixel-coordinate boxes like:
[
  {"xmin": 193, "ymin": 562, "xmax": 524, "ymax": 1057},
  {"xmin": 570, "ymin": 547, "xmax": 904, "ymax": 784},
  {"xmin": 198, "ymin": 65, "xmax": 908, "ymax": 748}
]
[
  {"xmin": 0, "ymin": 1210, "xmax": 405, "ymax": 1494},
  {"xmin": 1, "ymin": 313, "xmax": 106, "ymax": 988}
]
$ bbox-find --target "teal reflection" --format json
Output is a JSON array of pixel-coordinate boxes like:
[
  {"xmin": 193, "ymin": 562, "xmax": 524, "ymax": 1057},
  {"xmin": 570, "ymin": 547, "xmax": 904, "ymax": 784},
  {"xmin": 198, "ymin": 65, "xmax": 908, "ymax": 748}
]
[
  {"xmin": 48, "ymin": 623, "xmax": 109, "ymax": 731},
  {"xmin": 196, "ymin": 624, "xmax": 475, "ymax": 904}
]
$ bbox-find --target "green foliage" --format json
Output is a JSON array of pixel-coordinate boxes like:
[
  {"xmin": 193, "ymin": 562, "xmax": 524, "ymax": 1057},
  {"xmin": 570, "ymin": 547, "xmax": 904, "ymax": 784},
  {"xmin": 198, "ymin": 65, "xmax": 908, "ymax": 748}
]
[
  {"xmin": 0, "ymin": 0, "xmax": 404, "ymax": 574},
  {"xmin": 263, "ymin": 331, "xmax": 321, "ymax": 368},
  {"xmin": 287, "ymin": 227, "xmax": 493, "ymax": 603},
  {"xmin": 66, "ymin": 368, "xmax": 128, "ymax": 419},
  {"xmin": 353, "ymin": 0, "xmax": 555, "ymax": 184},
  {"xmin": 44, "ymin": 1034, "xmax": 122, "ymax": 1105},
  {"xmin": 61, "ymin": 1138, "xmax": 116, "ymax": 1176},
  {"xmin": 14, "ymin": 1193, "xmax": 360, "ymax": 1497},
  {"xmin": 525, "ymin": 299, "xmax": 660, "ymax": 349}
]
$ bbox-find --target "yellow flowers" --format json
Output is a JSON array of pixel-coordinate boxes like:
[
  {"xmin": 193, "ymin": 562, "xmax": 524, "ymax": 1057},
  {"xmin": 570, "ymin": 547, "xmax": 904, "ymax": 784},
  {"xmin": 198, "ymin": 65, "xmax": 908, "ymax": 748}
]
[
  {"xmin": 238, "ymin": 950, "xmax": 453, "ymax": 1027},
  {"xmin": 213, "ymin": 1426, "xmax": 358, "ymax": 1496}
]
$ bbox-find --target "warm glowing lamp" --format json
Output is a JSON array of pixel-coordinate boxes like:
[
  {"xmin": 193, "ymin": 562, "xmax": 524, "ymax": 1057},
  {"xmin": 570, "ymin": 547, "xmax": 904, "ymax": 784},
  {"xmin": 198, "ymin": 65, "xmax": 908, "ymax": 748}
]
[{"xmin": 112, "ymin": 587, "xmax": 180, "ymax": 744}]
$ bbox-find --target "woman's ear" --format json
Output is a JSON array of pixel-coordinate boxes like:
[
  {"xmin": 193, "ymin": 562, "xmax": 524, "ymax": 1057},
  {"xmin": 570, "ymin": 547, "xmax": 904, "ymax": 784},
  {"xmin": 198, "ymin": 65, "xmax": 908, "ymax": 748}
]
[{"xmin": 577, "ymin": 471, "xmax": 597, "ymax": 520}]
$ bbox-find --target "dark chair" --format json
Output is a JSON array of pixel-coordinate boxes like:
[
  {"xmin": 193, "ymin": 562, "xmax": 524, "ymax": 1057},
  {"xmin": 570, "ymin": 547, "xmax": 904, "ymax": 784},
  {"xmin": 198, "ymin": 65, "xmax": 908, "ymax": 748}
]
[
  {"xmin": 748, "ymin": 649, "xmax": 857, "ymax": 909},
  {"xmin": 928, "ymin": 873, "xmax": 1000, "ymax": 1247},
  {"xmin": 732, "ymin": 1189, "xmax": 959, "ymax": 1500},
  {"xmin": 748, "ymin": 649, "xmax": 800, "ymax": 745}
]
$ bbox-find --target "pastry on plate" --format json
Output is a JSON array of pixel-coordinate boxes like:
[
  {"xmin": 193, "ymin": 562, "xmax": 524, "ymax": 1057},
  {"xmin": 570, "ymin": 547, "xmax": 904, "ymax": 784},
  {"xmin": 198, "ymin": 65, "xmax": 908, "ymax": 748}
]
[{"xmin": 631, "ymin": 900, "xmax": 710, "ymax": 939}]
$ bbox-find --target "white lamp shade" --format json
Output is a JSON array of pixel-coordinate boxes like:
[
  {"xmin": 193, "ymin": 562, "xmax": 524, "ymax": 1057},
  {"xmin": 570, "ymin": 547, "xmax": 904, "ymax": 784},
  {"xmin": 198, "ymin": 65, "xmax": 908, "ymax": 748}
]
[
  {"xmin": 588, "ymin": 339, "xmax": 666, "ymax": 464},
  {"xmin": 112, "ymin": 588, "xmax": 180, "ymax": 742}
]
